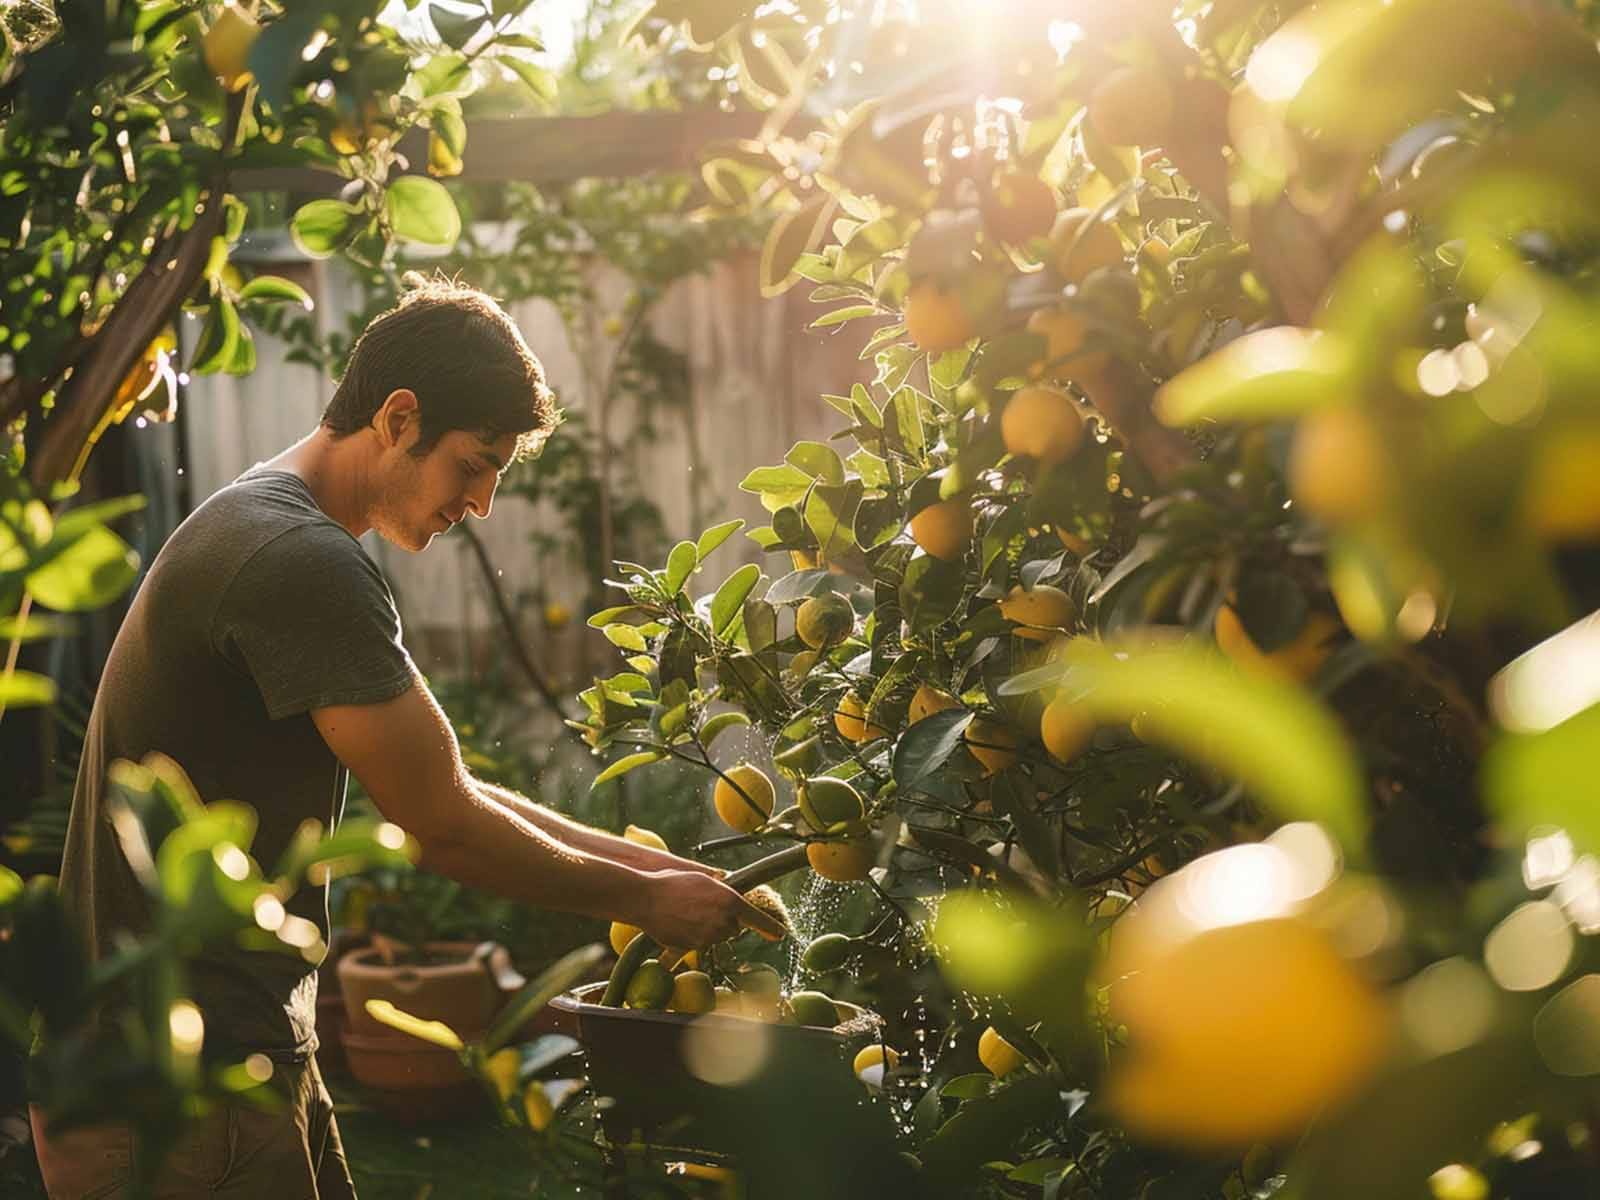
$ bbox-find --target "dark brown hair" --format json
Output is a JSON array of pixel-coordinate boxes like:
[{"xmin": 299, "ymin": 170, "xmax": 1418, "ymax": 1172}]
[{"xmin": 321, "ymin": 272, "xmax": 560, "ymax": 461}]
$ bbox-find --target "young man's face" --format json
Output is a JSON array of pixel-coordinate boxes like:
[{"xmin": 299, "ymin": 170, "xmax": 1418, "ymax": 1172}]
[{"xmin": 372, "ymin": 425, "xmax": 519, "ymax": 552}]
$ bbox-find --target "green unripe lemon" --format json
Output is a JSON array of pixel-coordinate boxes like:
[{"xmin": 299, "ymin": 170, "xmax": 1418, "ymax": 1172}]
[{"xmin": 796, "ymin": 593, "xmax": 854, "ymax": 649}]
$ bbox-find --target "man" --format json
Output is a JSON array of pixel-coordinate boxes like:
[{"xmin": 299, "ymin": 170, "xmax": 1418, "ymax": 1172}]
[{"xmin": 32, "ymin": 277, "xmax": 779, "ymax": 1198}]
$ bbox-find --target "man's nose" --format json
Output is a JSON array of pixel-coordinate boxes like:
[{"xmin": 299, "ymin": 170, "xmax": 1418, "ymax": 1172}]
[{"xmin": 465, "ymin": 473, "xmax": 497, "ymax": 520}]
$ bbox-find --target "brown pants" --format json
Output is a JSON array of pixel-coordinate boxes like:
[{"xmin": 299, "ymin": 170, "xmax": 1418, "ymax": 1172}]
[{"xmin": 29, "ymin": 1056, "xmax": 355, "ymax": 1199}]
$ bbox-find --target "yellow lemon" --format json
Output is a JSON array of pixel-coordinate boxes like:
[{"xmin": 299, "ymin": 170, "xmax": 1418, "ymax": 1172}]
[
  {"xmin": 609, "ymin": 921, "xmax": 643, "ymax": 957},
  {"xmin": 964, "ymin": 719, "xmax": 1018, "ymax": 777},
  {"xmin": 1025, "ymin": 308, "xmax": 1111, "ymax": 387},
  {"xmin": 669, "ymin": 970, "xmax": 716, "ymax": 1015},
  {"xmin": 807, "ymin": 838, "xmax": 875, "ymax": 882},
  {"xmin": 834, "ymin": 691, "xmax": 888, "ymax": 744},
  {"xmin": 904, "ymin": 281, "xmax": 974, "ymax": 353},
  {"xmin": 542, "ymin": 602, "xmax": 571, "ymax": 630},
  {"xmin": 1102, "ymin": 914, "xmax": 1389, "ymax": 1148},
  {"xmin": 713, "ymin": 764, "xmax": 775, "ymax": 833},
  {"xmin": 1288, "ymin": 406, "xmax": 1388, "ymax": 527},
  {"xmin": 852, "ymin": 1042, "xmax": 900, "ymax": 1078},
  {"xmin": 1214, "ymin": 605, "xmax": 1341, "ymax": 684},
  {"xmin": 623, "ymin": 824, "xmax": 668, "ymax": 852},
  {"xmin": 1002, "ymin": 386, "xmax": 1085, "ymax": 466},
  {"xmin": 998, "ymin": 584, "xmax": 1075, "ymax": 641},
  {"xmin": 1050, "ymin": 207, "xmax": 1124, "ymax": 282},
  {"xmin": 1040, "ymin": 694, "xmax": 1094, "ymax": 763},
  {"xmin": 978, "ymin": 1026, "xmax": 1026, "ymax": 1077},
  {"xmin": 909, "ymin": 499, "xmax": 973, "ymax": 560},
  {"xmin": 981, "ymin": 171, "xmax": 1058, "ymax": 245},
  {"xmin": 908, "ymin": 683, "xmax": 960, "ymax": 725}
]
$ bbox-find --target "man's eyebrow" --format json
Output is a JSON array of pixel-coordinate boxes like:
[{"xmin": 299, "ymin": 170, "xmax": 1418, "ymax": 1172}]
[{"xmin": 477, "ymin": 451, "xmax": 507, "ymax": 474}]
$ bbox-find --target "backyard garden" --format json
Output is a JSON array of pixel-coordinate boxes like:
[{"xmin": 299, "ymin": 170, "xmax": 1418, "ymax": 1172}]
[{"xmin": 6, "ymin": 0, "xmax": 1600, "ymax": 1196}]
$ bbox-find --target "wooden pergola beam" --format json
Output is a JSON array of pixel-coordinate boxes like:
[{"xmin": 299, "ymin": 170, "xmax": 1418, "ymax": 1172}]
[{"xmin": 231, "ymin": 109, "xmax": 781, "ymax": 193}]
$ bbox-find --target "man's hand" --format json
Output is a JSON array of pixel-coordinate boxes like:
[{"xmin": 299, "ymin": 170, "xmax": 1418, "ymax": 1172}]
[{"xmin": 632, "ymin": 870, "xmax": 787, "ymax": 949}]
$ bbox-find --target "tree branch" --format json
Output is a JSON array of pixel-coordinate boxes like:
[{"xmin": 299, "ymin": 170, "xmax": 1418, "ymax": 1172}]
[{"xmin": 456, "ymin": 520, "xmax": 587, "ymax": 748}]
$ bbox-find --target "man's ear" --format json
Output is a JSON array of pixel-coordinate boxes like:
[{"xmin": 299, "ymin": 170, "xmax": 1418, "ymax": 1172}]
[{"xmin": 373, "ymin": 389, "xmax": 419, "ymax": 449}]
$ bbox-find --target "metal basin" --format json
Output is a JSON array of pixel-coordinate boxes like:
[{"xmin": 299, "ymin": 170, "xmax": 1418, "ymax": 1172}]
[{"xmin": 549, "ymin": 982, "xmax": 881, "ymax": 1153}]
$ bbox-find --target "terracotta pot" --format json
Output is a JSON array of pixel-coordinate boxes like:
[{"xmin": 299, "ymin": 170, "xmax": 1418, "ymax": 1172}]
[
  {"xmin": 337, "ymin": 940, "xmax": 504, "ymax": 1039},
  {"xmin": 341, "ymin": 1029, "xmax": 485, "ymax": 1124}
]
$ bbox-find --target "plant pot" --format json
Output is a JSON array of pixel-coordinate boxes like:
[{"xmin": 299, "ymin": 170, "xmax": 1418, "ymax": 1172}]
[
  {"xmin": 341, "ymin": 1029, "xmax": 485, "ymax": 1124},
  {"xmin": 549, "ymin": 982, "xmax": 880, "ymax": 1154},
  {"xmin": 337, "ymin": 940, "xmax": 505, "ymax": 1039}
]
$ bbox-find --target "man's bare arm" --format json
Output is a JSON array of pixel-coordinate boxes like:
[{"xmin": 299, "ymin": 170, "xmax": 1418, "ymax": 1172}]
[
  {"xmin": 311, "ymin": 674, "xmax": 780, "ymax": 947},
  {"xmin": 477, "ymin": 780, "xmax": 723, "ymax": 879}
]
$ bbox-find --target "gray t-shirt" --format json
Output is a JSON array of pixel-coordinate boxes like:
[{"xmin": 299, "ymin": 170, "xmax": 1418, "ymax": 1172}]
[{"xmin": 58, "ymin": 468, "xmax": 414, "ymax": 1059}]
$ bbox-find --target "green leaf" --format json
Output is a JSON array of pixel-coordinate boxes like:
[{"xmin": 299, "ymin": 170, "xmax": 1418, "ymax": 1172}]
[
  {"xmin": 225, "ymin": 324, "xmax": 257, "ymax": 376},
  {"xmin": 481, "ymin": 943, "xmax": 608, "ymax": 1054},
  {"xmin": 365, "ymin": 999, "xmax": 465, "ymax": 1052},
  {"xmin": 892, "ymin": 707, "xmax": 973, "ymax": 792},
  {"xmin": 429, "ymin": 2, "xmax": 484, "ymax": 48},
  {"xmin": 664, "ymin": 540, "xmax": 699, "ymax": 594},
  {"xmin": 899, "ymin": 555, "xmax": 965, "ymax": 633},
  {"xmin": 188, "ymin": 297, "xmax": 239, "ymax": 376},
  {"xmin": 0, "ymin": 669, "xmax": 56, "ymax": 708},
  {"xmin": 0, "ymin": 612, "xmax": 73, "ymax": 642},
  {"xmin": 785, "ymin": 442, "xmax": 847, "ymax": 485},
  {"xmin": 700, "ymin": 711, "xmax": 751, "ymax": 747},
  {"xmin": 26, "ymin": 527, "xmax": 138, "ymax": 612},
  {"xmin": 289, "ymin": 199, "xmax": 360, "ymax": 259},
  {"xmin": 1154, "ymin": 327, "xmax": 1350, "ymax": 426},
  {"xmin": 587, "ymin": 605, "xmax": 644, "ymax": 627},
  {"xmin": 386, "ymin": 176, "xmax": 462, "ymax": 247},
  {"xmin": 592, "ymin": 751, "xmax": 665, "ymax": 787},
  {"xmin": 739, "ymin": 463, "xmax": 815, "ymax": 512},
  {"xmin": 603, "ymin": 624, "xmax": 648, "ymax": 652},
  {"xmin": 810, "ymin": 304, "xmax": 880, "ymax": 330},
  {"xmin": 712, "ymin": 563, "xmax": 761, "ymax": 637},
  {"xmin": 804, "ymin": 482, "xmax": 864, "ymax": 561},
  {"xmin": 764, "ymin": 568, "xmax": 833, "ymax": 605},
  {"xmin": 237, "ymin": 275, "xmax": 314, "ymax": 309},
  {"xmin": 1059, "ymin": 637, "xmax": 1367, "ymax": 848},
  {"xmin": 696, "ymin": 519, "xmax": 745, "ymax": 561},
  {"xmin": 501, "ymin": 56, "xmax": 557, "ymax": 106},
  {"xmin": 760, "ymin": 194, "xmax": 837, "ymax": 298},
  {"xmin": 920, "ymin": 1075, "xmax": 1061, "ymax": 1181},
  {"xmin": 1483, "ymin": 704, "xmax": 1600, "ymax": 857},
  {"xmin": 51, "ymin": 495, "xmax": 146, "ymax": 544},
  {"xmin": 409, "ymin": 52, "xmax": 472, "ymax": 100}
]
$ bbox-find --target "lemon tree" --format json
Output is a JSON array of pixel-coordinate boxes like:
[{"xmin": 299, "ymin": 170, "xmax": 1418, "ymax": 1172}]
[{"xmin": 573, "ymin": 0, "xmax": 1600, "ymax": 1195}]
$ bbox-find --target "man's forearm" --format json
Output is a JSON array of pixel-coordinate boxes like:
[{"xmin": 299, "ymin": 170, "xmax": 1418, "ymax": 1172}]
[
  {"xmin": 477, "ymin": 780, "xmax": 720, "ymax": 877},
  {"xmin": 416, "ymin": 782, "xmax": 657, "ymax": 926}
]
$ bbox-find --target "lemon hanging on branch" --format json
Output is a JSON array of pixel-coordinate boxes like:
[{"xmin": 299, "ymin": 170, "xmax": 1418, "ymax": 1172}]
[
  {"xmin": 978, "ymin": 1026, "xmax": 1025, "ymax": 1077},
  {"xmin": 903, "ymin": 281, "xmax": 974, "ymax": 353},
  {"xmin": 713, "ymin": 764, "xmax": 775, "ymax": 832},
  {"xmin": 796, "ymin": 592, "xmax": 854, "ymax": 649},
  {"xmin": 834, "ymin": 691, "xmax": 888, "ymax": 744},
  {"xmin": 909, "ymin": 498, "xmax": 974, "ymax": 560},
  {"xmin": 1002, "ymin": 386, "xmax": 1086, "ymax": 466},
  {"xmin": 798, "ymin": 776, "xmax": 865, "ymax": 831},
  {"xmin": 998, "ymin": 584, "xmax": 1075, "ymax": 641}
]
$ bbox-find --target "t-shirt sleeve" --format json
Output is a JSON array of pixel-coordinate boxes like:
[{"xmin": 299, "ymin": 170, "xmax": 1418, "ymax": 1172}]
[{"xmin": 212, "ymin": 524, "xmax": 416, "ymax": 719}]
